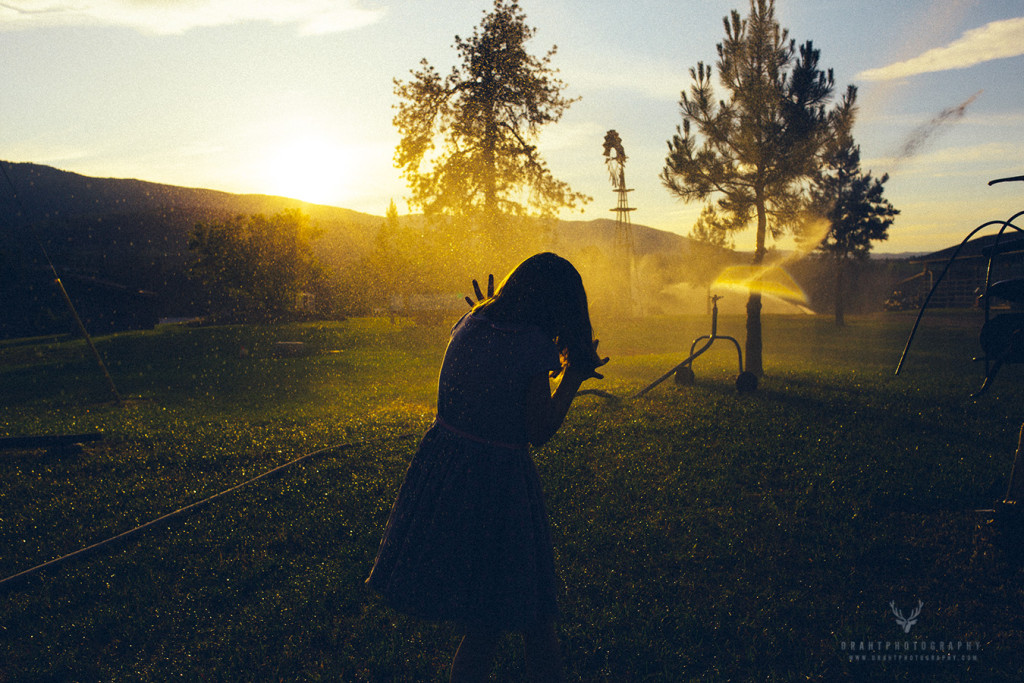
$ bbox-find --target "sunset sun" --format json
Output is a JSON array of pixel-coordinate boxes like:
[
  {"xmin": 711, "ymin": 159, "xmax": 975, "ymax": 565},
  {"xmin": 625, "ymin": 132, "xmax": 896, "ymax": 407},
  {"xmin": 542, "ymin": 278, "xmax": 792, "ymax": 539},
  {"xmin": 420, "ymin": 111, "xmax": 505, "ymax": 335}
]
[{"xmin": 263, "ymin": 135, "xmax": 354, "ymax": 205}]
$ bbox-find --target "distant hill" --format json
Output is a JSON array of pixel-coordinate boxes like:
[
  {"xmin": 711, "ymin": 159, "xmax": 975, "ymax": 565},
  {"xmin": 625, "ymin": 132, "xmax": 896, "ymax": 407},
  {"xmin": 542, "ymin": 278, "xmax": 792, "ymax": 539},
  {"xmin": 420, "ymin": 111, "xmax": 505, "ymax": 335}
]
[
  {"xmin": 0, "ymin": 161, "xmax": 386, "ymax": 225},
  {"xmin": 0, "ymin": 160, "xmax": 381, "ymax": 264},
  {"xmin": 0, "ymin": 162, "xmax": 926, "ymax": 335},
  {"xmin": 1, "ymin": 161, "xmax": 726, "ymax": 334},
  {"xmin": 0, "ymin": 161, "xmax": 702, "ymax": 265},
  {"xmin": 550, "ymin": 216, "xmax": 693, "ymax": 257}
]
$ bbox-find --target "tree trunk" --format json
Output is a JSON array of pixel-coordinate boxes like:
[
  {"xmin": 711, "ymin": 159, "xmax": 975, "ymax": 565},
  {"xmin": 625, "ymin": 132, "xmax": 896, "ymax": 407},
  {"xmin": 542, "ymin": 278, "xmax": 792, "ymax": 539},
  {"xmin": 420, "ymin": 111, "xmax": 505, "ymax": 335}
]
[
  {"xmin": 746, "ymin": 291, "xmax": 763, "ymax": 375},
  {"xmin": 483, "ymin": 134, "xmax": 497, "ymax": 219},
  {"xmin": 834, "ymin": 256, "xmax": 846, "ymax": 327},
  {"xmin": 746, "ymin": 196, "xmax": 767, "ymax": 376},
  {"xmin": 481, "ymin": 69, "xmax": 499, "ymax": 233}
]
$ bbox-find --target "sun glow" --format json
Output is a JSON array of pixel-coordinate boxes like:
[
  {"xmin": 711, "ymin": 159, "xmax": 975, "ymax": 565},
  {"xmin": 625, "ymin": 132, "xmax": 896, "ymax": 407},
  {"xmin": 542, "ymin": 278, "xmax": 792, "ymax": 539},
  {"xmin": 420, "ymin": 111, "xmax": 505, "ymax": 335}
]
[{"xmin": 262, "ymin": 134, "xmax": 355, "ymax": 205}]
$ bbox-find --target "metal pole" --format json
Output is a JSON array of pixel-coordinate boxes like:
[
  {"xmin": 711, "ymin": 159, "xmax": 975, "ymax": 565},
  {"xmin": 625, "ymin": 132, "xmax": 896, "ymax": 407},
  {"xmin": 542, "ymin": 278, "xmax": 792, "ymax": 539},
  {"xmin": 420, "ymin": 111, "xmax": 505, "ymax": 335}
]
[
  {"xmin": 1, "ymin": 161, "xmax": 122, "ymax": 404},
  {"xmin": 53, "ymin": 276, "xmax": 122, "ymax": 404},
  {"xmin": 631, "ymin": 336, "xmax": 715, "ymax": 399}
]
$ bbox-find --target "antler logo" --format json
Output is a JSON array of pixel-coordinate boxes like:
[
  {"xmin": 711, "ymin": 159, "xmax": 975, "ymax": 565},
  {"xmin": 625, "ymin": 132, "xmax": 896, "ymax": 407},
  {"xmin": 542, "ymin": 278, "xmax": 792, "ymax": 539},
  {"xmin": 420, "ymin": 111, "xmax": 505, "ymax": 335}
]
[{"xmin": 890, "ymin": 600, "xmax": 924, "ymax": 633}]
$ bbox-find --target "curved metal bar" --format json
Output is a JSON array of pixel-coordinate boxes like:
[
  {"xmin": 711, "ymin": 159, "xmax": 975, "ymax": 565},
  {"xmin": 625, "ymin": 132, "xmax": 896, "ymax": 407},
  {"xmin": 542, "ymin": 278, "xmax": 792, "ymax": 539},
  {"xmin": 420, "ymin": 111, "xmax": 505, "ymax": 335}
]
[
  {"xmin": 632, "ymin": 335, "xmax": 716, "ymax": 399},
  {"xmin": 988, "ymin": 175, "xmax": 1024, "ymax": 186},
  {"xmin": 979, "ymin": 216, "xmax": 1024, "ymax": 377},
  {"xmin": 632, "ymin": 294, "xmax": 746, "ymax": 399},
  {"xmin": 689, "ymin": 334, "xmax": 711, "ymax": 356},
  {"xmin": 718, "ymin": 335, "xmax": 745, "ymax": 373},
  {"xmin": 895, "ymin": 214, "xmax": 1024, "ymax": 375}
]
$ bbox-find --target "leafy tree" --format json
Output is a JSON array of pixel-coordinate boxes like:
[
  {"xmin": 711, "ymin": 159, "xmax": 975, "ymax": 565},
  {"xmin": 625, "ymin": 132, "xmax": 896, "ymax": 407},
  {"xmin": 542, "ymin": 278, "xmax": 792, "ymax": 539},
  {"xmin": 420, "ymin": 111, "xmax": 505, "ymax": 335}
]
[
  {"xmin": 369, "ymin": 200, "xmax": 407, "ymax": 291},
  {"xmin": 690, "ymin": 202, "xmax": 739, "ymax": 250},
  {"xmin": 393, "ymin": 0, "xmax": 588, "ymax": 237},
  {"xmin": 187, "ymin": 209, "xmax": 323, "ymax": 321},
  {"xmin": 687, "ymin": 203, "xmax": 741, "ymax": 311},
  {"xmin": 808, "ymin": 128, "xmax": 899, "ymax": 326},
  {"xmin": 660, "ymin": 0, "xmax": 854, "ymax": 375},
  {"xmin": 360, "ymin": 199, "xmax": 427, "ymax": 312}
]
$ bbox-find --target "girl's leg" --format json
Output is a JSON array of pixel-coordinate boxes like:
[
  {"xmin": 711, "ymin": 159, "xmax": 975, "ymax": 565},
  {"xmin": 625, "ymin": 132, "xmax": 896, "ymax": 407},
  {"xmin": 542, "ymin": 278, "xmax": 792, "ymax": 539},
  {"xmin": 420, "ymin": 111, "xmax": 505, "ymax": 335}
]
[
  {"xmin": 523, "ymin": 620, "xmax": 561, "ymax": 682},
  {"xmin": 450, "ymin": 629, "xmax": 500, "ymax": 683}
]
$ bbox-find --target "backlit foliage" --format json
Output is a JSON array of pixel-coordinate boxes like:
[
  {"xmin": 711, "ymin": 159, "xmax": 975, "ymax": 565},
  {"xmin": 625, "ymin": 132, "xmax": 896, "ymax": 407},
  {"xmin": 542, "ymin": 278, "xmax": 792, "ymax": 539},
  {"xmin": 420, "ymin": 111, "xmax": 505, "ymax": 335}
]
[
  {"xmin": 187, "ymin": 209, "xmax": 325, "ymax": 322},
  {"xmin": 393, "ymin": 0, "xmax": 589, "ymax": 232}
]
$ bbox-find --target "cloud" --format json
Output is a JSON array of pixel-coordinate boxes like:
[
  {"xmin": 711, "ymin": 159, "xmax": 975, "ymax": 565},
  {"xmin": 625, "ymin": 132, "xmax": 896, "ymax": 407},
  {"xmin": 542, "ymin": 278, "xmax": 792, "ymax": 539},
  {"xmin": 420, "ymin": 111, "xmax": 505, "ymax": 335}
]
[
  {"xmin": 0, "ymin": 0, "xmax": 385, "ymax": 35},
  {"xmin": 857, "ymin": 16, "xmax": 1024, "ymax": 81}
]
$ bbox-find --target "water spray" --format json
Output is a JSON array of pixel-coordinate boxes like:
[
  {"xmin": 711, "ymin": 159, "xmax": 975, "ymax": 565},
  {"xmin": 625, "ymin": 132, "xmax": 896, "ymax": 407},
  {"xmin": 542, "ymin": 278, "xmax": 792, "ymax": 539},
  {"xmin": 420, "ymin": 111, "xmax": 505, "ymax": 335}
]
[{"xmin": 711, "ymin": 264, "xmax": 813, "ymax": 312}]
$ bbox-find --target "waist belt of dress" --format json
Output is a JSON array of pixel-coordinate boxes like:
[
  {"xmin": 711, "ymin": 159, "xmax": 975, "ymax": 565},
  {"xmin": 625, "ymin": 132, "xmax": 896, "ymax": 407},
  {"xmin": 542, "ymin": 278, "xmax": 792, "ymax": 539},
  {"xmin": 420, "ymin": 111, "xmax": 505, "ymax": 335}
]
[{"xmin": 434, "ymin": 416, "xmax": 528, "ymax": 451}]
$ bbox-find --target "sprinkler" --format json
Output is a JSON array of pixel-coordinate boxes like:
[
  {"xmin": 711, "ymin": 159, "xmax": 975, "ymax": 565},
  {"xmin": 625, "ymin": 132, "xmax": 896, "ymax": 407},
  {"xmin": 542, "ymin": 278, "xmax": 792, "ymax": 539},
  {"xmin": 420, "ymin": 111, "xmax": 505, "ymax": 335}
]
[{"xmin": 633, "ymin": 295, "xmax": 757, "ymax": 398}]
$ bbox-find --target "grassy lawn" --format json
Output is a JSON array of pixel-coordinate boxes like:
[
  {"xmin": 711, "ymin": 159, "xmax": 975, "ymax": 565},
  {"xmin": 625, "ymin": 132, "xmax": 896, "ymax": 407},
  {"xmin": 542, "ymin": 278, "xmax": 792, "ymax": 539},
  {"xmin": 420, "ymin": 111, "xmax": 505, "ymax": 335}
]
[{"xmin": 1, "ymin": 312, "xmax": 1022, "ymax": 680}]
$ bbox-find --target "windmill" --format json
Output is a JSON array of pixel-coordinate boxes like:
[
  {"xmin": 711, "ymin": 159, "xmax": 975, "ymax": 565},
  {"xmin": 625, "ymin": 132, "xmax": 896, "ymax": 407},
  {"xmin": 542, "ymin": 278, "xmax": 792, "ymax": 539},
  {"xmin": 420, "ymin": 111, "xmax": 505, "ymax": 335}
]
[{"xmin": 603, "ymin": 130, "xmax": 641, "ymax": 314}]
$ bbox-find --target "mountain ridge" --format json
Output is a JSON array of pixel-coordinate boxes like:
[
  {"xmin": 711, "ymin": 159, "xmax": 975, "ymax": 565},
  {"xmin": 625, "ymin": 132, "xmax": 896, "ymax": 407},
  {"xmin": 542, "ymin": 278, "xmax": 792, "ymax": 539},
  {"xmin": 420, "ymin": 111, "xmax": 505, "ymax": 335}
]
[
  {"xmin": 0, "ymin": 161, "xmax": 714, "ymax": 324},
  {"xmin": 0, "ymin": 161, "xmax": 917, "ymax": 336},
  {"xmin": 0, "ymin": 160, "xmax": 698, "ymax": 256}
]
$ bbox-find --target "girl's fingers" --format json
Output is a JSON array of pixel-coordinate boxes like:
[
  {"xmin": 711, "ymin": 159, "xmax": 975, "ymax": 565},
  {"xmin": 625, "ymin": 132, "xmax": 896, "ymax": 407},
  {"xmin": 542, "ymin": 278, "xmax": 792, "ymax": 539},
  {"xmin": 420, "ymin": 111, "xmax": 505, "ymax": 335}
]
[{"xmin": 574, "ymin": 356, "xmax": 609, "ymax": 380}]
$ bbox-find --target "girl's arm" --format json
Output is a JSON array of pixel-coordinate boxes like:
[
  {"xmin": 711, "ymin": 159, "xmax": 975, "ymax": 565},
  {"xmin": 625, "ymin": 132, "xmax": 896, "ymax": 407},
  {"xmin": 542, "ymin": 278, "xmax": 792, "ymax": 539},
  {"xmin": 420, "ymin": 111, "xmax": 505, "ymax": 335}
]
[
  {"xmin": 524, "ymin": 367, "xmax": 588, "ymax": 447},
  {"xmin": 525, "ymin": 344, "xmax": 607, "ymax": 446}
]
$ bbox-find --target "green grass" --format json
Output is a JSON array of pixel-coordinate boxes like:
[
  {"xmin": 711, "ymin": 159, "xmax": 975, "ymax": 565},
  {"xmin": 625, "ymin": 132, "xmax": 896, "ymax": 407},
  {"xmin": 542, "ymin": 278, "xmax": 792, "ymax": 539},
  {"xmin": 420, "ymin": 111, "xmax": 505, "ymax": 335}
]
[{"xmin": 1, "ymin": 312, "xmax": 1021, "ymax": 680}]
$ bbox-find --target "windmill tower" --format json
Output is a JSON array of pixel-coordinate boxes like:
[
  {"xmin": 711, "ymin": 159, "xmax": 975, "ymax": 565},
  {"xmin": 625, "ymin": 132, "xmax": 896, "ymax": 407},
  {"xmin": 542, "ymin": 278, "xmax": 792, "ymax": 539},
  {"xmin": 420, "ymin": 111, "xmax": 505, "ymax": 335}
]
[{"xmin": 603, "ymin": 130, "xmax": 641, "ymax": 315}]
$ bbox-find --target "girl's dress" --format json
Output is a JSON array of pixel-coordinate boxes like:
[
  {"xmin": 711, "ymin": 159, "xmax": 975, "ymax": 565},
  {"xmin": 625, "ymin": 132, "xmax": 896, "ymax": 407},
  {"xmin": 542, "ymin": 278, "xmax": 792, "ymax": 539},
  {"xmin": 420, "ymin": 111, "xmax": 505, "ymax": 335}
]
[{"xmin": 366, "ymin": 311, "xmax": 561, "ymax": 630}]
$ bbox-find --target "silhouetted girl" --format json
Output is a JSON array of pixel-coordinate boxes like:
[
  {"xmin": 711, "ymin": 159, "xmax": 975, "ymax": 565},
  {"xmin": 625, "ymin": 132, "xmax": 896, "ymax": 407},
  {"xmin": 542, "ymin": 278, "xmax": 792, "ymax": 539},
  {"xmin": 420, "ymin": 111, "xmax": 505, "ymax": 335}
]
[{"xmin": 367, "ymin": 252, "xmax": 607, "ymax": 682}]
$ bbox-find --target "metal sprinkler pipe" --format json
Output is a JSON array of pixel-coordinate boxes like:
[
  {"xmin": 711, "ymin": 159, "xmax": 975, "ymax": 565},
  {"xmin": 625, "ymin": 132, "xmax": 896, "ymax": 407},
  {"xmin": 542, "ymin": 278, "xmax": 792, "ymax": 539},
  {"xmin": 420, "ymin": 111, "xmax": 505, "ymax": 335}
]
[{"xmin": 632, "ymin": 294, "xmax": 752, "ymax": 398}]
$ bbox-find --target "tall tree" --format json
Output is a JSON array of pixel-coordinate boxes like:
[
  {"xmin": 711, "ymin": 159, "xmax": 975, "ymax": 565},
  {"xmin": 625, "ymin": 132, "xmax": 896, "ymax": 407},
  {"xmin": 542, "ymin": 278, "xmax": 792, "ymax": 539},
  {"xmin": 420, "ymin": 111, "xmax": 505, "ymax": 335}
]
[
  {"xmin": 809, "ymin": 127, "xmax": 899, "ymax": 326},
  {"xmin": 393, "ymin": 0, "xmax": 588, "ymax": 236},
  {"xmin": 660, "ymin": 0, "xmax": 854, "ymax": 375}
]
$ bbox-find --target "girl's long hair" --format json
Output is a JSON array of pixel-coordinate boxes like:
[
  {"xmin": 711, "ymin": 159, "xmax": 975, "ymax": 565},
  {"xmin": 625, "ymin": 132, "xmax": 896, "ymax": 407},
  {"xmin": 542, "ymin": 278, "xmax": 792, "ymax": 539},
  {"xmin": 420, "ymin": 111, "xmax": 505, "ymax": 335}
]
[{"xmin": 473, "ymin": 253, "xmax": 600, "ymax": 370}]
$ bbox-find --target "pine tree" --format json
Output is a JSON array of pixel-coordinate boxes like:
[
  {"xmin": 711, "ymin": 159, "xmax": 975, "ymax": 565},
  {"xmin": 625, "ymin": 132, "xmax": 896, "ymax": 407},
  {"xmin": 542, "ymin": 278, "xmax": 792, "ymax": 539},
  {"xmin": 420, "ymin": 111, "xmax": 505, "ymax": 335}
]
[
  {"xmin": 661, "ymin": 0, "xmax": 854, "ymax": 375},
  {"xmin": 810, "ymin": 127, "xmax": 899, "ymax": 326}
]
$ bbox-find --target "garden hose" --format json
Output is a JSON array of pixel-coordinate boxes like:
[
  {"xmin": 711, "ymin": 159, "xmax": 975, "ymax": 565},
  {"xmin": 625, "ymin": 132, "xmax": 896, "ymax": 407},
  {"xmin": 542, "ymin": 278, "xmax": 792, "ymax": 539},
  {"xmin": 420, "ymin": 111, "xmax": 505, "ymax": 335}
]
[{"xmin": 0, "ymin": 433, "xmax": 418, "ymax": 592}]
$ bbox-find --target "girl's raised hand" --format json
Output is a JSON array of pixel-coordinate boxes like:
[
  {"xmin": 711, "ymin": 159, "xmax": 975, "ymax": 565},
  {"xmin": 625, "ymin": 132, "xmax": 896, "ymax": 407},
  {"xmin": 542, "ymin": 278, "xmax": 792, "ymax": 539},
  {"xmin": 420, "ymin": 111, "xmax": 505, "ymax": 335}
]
[{"xmin": 463, "ymin": 274, "xmax": 495, "ymax": 307}]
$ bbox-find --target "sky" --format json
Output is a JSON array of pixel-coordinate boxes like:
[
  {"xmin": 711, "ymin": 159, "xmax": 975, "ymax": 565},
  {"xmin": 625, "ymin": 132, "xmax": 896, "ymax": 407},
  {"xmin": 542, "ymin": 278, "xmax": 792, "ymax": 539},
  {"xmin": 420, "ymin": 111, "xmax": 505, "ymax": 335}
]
[{"xmin": 1, "ymin": 0, "xmax": 1022, "ymax": 254}]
